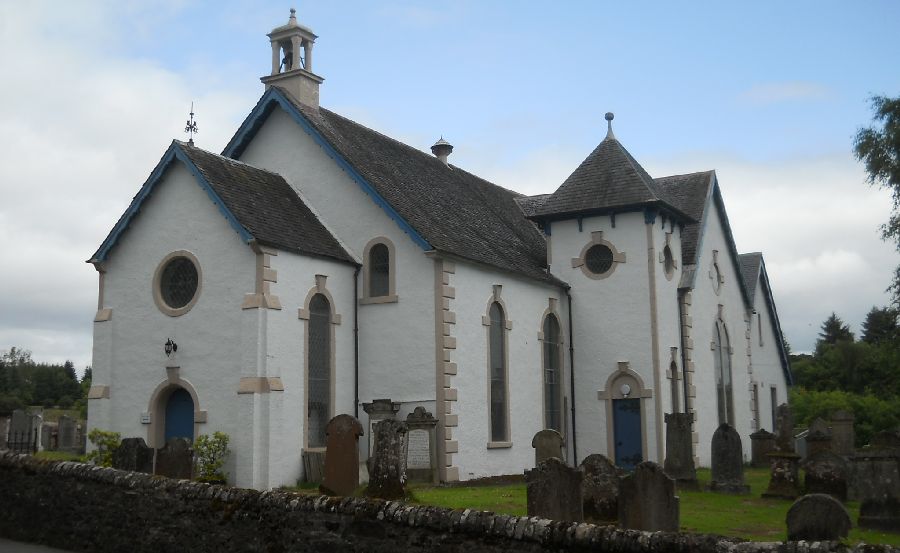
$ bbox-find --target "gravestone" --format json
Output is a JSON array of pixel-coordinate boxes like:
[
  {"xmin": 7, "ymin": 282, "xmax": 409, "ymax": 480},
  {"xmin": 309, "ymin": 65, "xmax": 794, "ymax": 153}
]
[
  {"xmin": 663, "ymin": 413, "xmax": 697, "ymax": 487},
  {"xmin": 525, "ymin": 457, "xmax": 583, "ymax": 522},
  {"xmin": 618, "ymin": 461, "xmax": 679, "ymax": 532},
  {"xmin": 364, "ymin": 419, "xmax": 408, "ymax": 500},
  {"xmin": 405, "ymin": 407, "xmax": 438, "ymax": 483},
  {"xmin": 763, "ymin": 451, "xmax": 802, "ymax": 500},
  {"xmin": 709, "ymin": 423, "xmax": 749, "ymax": 494},
  {"xmin": 803, "ymin": 450, "xmax": 849, "ymax": 501},
  {"xmin": 40, "ymin": 423, "xmax": 55, "ymax": 451},
  {"xmin": 320, "ymin": 414, "xmax": 364, "ymax": 497},
  {"xmin": 750, "ymin": 429, "xmax": 776, "ymax": 468},
  {"xmin": 362, "ymin": 398, "xmax": 400, "ymax": 460},
  {"xmin": 805, "ymin": 417, "xmax": 833, "ymax": 458},
  {"xmin": 579, "ymin": 453, "xmax": 622, "ymax": 522},
  {"xmin": 775, "ymin": 403, "xmax": 795, "ymax": 452},
  {"xmin": 853, "ymin": 435, "xmax": 900, "ymax": 530},
  {"xmin": 58, "ymin": 416, "xmax": 77, "ymax": 452},
  {"xmin": 155, "ymin": 438, "xmax": 193, "ymax": 480},
  {"xmin": 531, "ymin": 429, "xmax": 564, "ymax": 466},
  {"xmin": 112, "ymin": 437, "xmax": 154, "ymax": 473},
  {"xmin": 0, "ymin": 416, "xmax": 9, "ymax": 449},
  {"xmin": 8, "ymin": 410, "xmax": 38, "ymax": 453},
  {"xmin": 786, "ymin": 493, "xmax": 852, "ymax": 541},
  {"xmin": 830, "ymin": 410, "xmax": 855, "ymax": 456}
]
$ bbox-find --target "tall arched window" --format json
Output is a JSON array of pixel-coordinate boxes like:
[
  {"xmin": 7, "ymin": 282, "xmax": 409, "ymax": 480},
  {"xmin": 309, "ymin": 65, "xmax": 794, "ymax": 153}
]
[
  {"xmin": 713, "ymin": 320, "xmax": 734, "ymax": 425},
  {"xmin": 489, "ymin": 302, "xmax": 508, "ymax": 442},
  {"xmin": 307, "ymin": 293, "xmax": 331, "ymax": 448},
  {"xmin": 543, "ymin": 314, "xmax": 562, "ymax": 432},
  {"xmin": 369, "ymin": 243, "xmax": 390, "ymax": 297}
]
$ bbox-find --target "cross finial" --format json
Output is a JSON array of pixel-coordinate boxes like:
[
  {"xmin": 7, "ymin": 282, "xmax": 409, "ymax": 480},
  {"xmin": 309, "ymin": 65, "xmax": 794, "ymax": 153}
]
[
  {"xmin": 605, "ymin": 112, "xmax": 615, "ymax": 140},
  {"xmin": 184, "ymin": 102, "xmax": 198, "ymax": 146}
]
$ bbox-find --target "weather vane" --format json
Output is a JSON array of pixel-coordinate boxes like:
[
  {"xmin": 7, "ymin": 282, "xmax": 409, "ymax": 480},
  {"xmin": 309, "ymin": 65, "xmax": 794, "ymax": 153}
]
[{"xmin": 184, "ymin": 102, "xmax": 198, "ymax": 146}]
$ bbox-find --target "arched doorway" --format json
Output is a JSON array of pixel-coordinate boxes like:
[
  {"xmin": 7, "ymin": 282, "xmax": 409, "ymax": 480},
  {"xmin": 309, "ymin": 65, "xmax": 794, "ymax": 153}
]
[{"xmin": 164, "ymin": 387, "xmax": 194, "ymax": 442}]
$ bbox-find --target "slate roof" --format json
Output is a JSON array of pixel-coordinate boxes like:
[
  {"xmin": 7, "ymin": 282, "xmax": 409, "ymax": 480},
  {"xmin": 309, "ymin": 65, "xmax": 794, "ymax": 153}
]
[
  {"xmin": 529, "ymin": 136, "xmax": 693, "ymax": 222},
  {"xmin": 738, "ymin": 252, "xmax": 763, "ymax": 303},
  {"xmin": 227, "ymin": 88, "xmax": 561, "ymax": 285},
  {"xmin": 653, "ymin": 171, "xmax": 715, "ymax": 266},
  {"xmin": 514, "ymin": 194, "xmax": 550, "ymax": 218}
]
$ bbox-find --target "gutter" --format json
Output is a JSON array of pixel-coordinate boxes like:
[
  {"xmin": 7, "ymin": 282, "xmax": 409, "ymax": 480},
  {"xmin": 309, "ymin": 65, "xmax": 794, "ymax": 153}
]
[
  {"xmin": 566, "ymin": 288, "xmax": 578, "ymax": 465},
  {"xmin": 677, "ymin": 288, "xmax": 689, "ymax": 413}
]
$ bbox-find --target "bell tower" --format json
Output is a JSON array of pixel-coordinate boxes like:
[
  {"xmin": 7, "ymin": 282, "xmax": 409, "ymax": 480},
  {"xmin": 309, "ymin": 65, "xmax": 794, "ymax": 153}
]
[{"xmin": 260, "ymin": 8, "xmax": 324, "ymax": 108}]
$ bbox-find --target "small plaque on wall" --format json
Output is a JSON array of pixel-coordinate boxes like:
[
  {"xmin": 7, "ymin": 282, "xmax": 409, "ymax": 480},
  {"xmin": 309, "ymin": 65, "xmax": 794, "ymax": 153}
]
[{"xmin": 140, "ymin": 412, "xmax": 151, "ymax": 424}]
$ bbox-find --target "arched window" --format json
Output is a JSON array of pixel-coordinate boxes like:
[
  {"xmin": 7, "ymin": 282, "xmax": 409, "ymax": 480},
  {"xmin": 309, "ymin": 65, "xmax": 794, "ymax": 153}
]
[
  {"xmin": 713, "ymin": 320, "xmax": 734, "ymax": 425},
  {"xmin": 543, "ymin": 314, "xmax": 562, "ymax": 432},
  {"xmin": 369, "ymin": 243, "xmax": 390, "ymax": 297},
  {"xmin": 307, "ymin": 293, "xmax": 331, "ymax": 448},
  {"xmin": 489, "ymin": 302, "xmax": 508, "ymax": 442}
]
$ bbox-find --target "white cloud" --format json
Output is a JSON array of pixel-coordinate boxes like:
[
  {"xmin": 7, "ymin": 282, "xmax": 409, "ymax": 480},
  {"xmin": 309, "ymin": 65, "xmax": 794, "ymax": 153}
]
[{"xmin": 737, "ymin": 81, "xmax": 831, "ymax": 105}]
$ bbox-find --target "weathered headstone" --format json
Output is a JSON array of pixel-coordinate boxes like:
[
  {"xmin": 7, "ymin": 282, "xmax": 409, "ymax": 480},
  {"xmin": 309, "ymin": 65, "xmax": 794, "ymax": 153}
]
[
  {"xmin": 362, "ymin": 398, "xmax": 400, "ymax": 460},
  {"xmin": 58, "ymin": 416, "xmax": 77, "ymax": 452},
  {"xmin": 786, "ymin": 493, "xmax": 852, "ymax": 541},
  {"xmin": 805, "ymin": 417, "xmax": 833, "ymax": 458},
  {"xmin": 830, "ymin": 410, "xmax": 855, "ymax": 456},
  {"xmin": 803, "ymin": 450, "xmax": 850, "ymax": 501},
  {"xmin": 320, "ymin": 414, "xmax": 364, "ymax": 497},
  {"xmin": 531, "ymin": 428, "xmax": 564, "ymax": 466},
  {"xmin": 750, "ymin": 428, "xmax": 776, "ymax": 468},
  {"xmin": 40, "ymin": 423, "xmax": 55, "ymax": 451},
  {"xmin": 618, "ymin": 461, "xmax": 679, "ymax": 532},
  {"xmin": 112, "ymin": 437, "xmax": 154, "ymax": 473},
  {"xmin": 775, "ymin": 403, "xmax": 795, "ymax": 453},
  {"xmin": 579, "ymin": 453, "xmax": 622, "ymax": 522},
  {"xmin": 709, "ymin": 423, "xmax": 749, "ymax": 494},
  {"xmin": 526, "ymin": 457, "xmax": 583, "ymax": 522},
  {"xmin": 8, "ymin": 410, "xmax": 38, "ymax": 453},
  {"xmin": 155, "ymin": 438, "xmax": 193, "ymax": 480},
  {"xmin": 663, "ymin": 413, "xmax": 697, "ymax": 487},
  {"xmin": 853, "ymin": 434, "xmax": 900, "ymax": 530},
  {"xmin": 405, "ymin": 407, "xmax": 438, "ymax": 483},
  {"xmin": 364, "ymin": 419, "xmax": 408, "ymax": 500},
  {"xmin": 763, "ymin": 451, "xmax": 803, "ymax": 500},
  {"xmin": 0, "ymin": 416, "xmax": 9, "ymax": 449}
]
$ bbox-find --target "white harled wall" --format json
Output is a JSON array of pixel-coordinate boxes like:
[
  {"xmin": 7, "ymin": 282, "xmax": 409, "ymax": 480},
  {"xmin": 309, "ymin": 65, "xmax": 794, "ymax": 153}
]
[{"xmin": 749, "ymin": 273, "xmax": 789, "ymax": 435}]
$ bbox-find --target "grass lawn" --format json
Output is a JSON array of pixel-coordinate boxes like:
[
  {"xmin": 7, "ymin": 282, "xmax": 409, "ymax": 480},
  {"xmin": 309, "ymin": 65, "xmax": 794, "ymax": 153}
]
[{"xmin": 408, "ymin": 467, "xmax": 900, "ymax": 546}]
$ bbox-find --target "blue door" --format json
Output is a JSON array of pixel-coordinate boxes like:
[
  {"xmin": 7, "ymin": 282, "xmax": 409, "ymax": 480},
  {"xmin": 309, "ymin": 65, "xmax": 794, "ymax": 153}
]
[
  {"xmin": 613, "ymin": 398, "xmax": 642, "ymax": 470},
  {"xmin": 164, "ymin": 388, "xmax": 194, "ymax": 443}
]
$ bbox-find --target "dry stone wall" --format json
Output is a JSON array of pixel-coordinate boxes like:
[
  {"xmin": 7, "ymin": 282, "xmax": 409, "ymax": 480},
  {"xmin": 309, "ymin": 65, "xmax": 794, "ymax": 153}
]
[{"xmin": 0, "ymin": 452, "xmax": 895, "ymax": 553}]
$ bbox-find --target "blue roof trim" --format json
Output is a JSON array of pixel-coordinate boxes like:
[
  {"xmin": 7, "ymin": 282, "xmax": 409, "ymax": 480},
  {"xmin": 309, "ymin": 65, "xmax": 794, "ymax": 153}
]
[
  {"xmin": 90, "ymin": 142, "xmax": 253, "ymax": 263},
  {"xmin": 222, "ymin": 88, "xmax": 432, "ymax": 251}
]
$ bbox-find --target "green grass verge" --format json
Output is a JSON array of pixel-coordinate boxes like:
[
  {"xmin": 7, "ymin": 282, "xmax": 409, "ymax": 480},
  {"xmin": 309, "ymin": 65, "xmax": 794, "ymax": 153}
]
[{"xmin": 34, "ymin": 451, "xmax": 85, "ymax": 462}]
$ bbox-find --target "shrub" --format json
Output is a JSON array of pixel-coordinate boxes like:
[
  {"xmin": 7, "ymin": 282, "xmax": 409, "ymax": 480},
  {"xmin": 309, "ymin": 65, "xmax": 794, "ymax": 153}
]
[
  {"xmin": 194, "ymin": 431, "xmax": 230, "ymax": 483},
  {"xmin": 85, "ymin": 428, "xmax": 121, "ymax": 467}
]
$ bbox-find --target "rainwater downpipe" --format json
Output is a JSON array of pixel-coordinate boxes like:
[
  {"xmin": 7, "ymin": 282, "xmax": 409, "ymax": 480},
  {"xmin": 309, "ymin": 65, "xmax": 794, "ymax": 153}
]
[
  {"xmin": 353, "ymin": 265, "xmax": 360, "ymax": 419},
  {"xmin": 677, "ymin": 288, "xmax": 689, "ymax": 414},
  {"xmin": 566, "ymin": 287, "xmax": 578, "ymax": 465}
]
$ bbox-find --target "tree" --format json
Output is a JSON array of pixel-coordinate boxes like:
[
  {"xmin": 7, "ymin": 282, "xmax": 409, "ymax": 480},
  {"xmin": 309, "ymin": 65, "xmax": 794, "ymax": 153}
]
[
  {"xmin": 854, "ymin": 95, "xmax": 900, "ymax": 303},
  {"xmin": 861, "ymin": 306, "xmax": 899, "ymax": 344},
  {"xmin": 817, "ymin": 312, "xmax": 854, "ymax": 348}
]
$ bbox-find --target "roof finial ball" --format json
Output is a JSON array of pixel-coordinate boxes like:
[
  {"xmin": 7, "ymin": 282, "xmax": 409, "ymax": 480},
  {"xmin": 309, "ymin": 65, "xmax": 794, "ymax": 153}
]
[
  {"xmin": 605, "ymin": 112, "xmax": 615, "ymax": 140},
  {"xmin": 289, "ymin": 7, "xmax": 297, "ymax": 22}
]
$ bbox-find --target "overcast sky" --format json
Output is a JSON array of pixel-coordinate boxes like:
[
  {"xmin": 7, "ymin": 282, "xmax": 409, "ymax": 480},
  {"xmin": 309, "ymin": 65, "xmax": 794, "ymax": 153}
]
[{"xmin": 1, "ymin": 1, "xmax": 898, "ymax": 373}]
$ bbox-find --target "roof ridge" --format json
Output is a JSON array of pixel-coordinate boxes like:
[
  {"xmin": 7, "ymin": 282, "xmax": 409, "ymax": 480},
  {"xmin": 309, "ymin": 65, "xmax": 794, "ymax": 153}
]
[
  {"xmin": 177, "ymin": 140, "xmax": 285, "ymax": 178},
  {"xmin": 655, "ymin": 169, "xmax": 716, "ymax": 181}
]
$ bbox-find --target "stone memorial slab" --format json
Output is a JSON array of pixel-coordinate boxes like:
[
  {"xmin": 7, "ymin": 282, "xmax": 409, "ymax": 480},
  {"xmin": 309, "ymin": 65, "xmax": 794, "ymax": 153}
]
[
  {"xmin": 8, "ymin": 410, "xmax": 38, "ymax": 453},
  {"xmin": 853, "ymin": 444, "xmax": 900, "ymax": 530},
  {"xmin": 618, "ymin": 461, "xmax": 679, "ymax": 532},
  {"xmin": 112, "ymin": 437, "xmax": 154, "ymax": 473},
  {"xmin": 526, "ymin": 457, "xmax": 583, "ymax": 522},
  {"xmin": 405, "ymin": 407, "xmax": 438, "ymax": 484},
  {"xmin": 0, "ymin": 416, "xmax": 9, "ymax": 449},
  {"xmin": 805, "ymin": 417, "xmax": 833, "ymax": 458},
  {"xmin": 750, "ymin": 429, "xmax": 776, "ymax": 468},
  {"xmin": 763, "ymin": 451, "xmax": 802, "ymax": 500},
  {"xmin": 803, "ymin": 450, "xmax": 849, "ymax": 501},
  {"xmin": 775, "ymin": 403, "xmax": 795, "ymax": 453},
  {"xmin": 786, "ymin": 493, "xmax": 852, "ymax": 541},
  {"xmin": 155, "ymin": 438, "xmax": 193, "ymax": 480},
  {"xmin": 830, "ymin": 410, "xmax": 855, "ymax": 456},
  {"xmin": 58, "ymin": 416, "xmax": 77, "ymax": 452},
  {"xmin": 709, "ymin": 423, "xmax": 749, "ymax": 494},
  {"xmin": 579, "ymin": 453, "xmax": 622, "ymax": 522},
  {"xmin": 364, "ymin": 419, "xmax": 408, "ymax": 500},
  {"xmin": 40, "ymin": 423, "xmax": 55, "ymax": 451},
  {"xmin": 320, "ymin": 414, "xmax": 363, "ymax": 497},
  {"xmin": 362, "ymin": 398, "xmax": 400, "ymax": 460},
  {"xmin": 663, "ymin": 413, "xmax": 697, "ymax": 487},
  {"xmin": 531, "ymin": 429, "xmax": 564, "ymax": 466}
]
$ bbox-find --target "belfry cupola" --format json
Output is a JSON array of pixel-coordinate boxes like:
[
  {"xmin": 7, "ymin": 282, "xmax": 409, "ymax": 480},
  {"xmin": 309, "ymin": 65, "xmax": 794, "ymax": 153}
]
[{"xmin": 261, "ymin": 8, "xmax": 324, "ymax": 108}]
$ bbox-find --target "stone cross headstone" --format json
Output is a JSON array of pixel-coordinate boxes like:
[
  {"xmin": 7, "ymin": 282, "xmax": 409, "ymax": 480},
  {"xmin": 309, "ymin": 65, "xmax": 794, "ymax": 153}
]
[
  {"xmin": 803, "ymin": 450, "xmax": 850, "ymax": 501},
  {"xmin": 155, "ymin": 438, "xmax": 193, "ymax": 480},
  {"xmin": 112, "ymin": 437, "xmax": 155, "ymax": 473},
  {"xmin": 750, "ymin": 428, "xmax": 776, "ymax": 468},
  {"xmin": 405, "ymin": 407, "xmax": 438, "ymax": 484},
  {"xmin": 663, "ymin": 413, "xmax": 697, "ymax": 487},
  {"xmin": 786, "ymin": 493, "xmax": 852, "ymax": 541},
  {"xmin": 618, "ymin": 462, "xmax": 679, "ymax": 532},
  {"xmin": 579, "ymin": 453, "xmax": 622, "ymax": 523},
  {"xmin": 531, "ymin": 429, "xmax": 564, "ymax": 466},
  {"xmin": 709, "ymin": 423, "xmax": 749, "ymax": 494},
  {"xmin": 362, "ymin": 398, "xmax": 400, "ymax": 461},
  {"xmin": 853, "ymin": 433, "xmax": 900, "ymax": 530},
  {"xmin": 364, "ymin": 419, "xmax": 408, "ymax": 500},
  {"xmin": 526, "ymin": 457, "xmax": 583, "ymax": 522},
  {"xmin": 805, "ymin": 417, "xmax": 833, "ymax": 458},
  {"xmin": 830, "ymin": 410, "xmax": 855, "ymax": 456},
  {"xmin": 320, "ymin": 414, "xmax": 364, "ymax": 497},
  {"xmin": 775, "ymin": 403, "xmax": 795, "ymax": 453},
  {"xmin": 58, "ymin": 416, "xmax": 77, "ymax": 452}
]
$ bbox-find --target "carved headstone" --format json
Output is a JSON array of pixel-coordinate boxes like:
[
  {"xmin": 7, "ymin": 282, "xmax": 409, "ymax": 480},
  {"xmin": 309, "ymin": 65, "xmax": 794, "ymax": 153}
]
[
  {"xmin": 112, "ymin": 437, "xmax": 154, "ymax": 473},
  {"xmin": 709, "ymin": 423, "xmax": 749, "ymax": 494},
  {"xmin": 663, "ymin": 413, "xmax": 697, "ymax": 487},
  {"xmin": 763, "ymin": 451, "xmax": 803, "ymax": 500},
  {"xmin": 805, "ymin": 417, "xmax": 833, "ymax": 458},
  {"xmin": 58, "ymin": 416, "xmax": 77, "ymax": 452},
  {"xmin": 320, "ymin": 414, "xmax": 364, "ymax": 497},
  {"xmin": 750, "ymin": 429, "xmax": 776, "ymax": 468},
  {"xmin": 362, "ymin": 398, "xmax": 401, "ymax": 460},
  {"xmin": 526, "ymin": 457, "xmax": 583, "ymax": 522},
  {"xmin": 155, "ymin": 438, "xmax": 193, "ymax": 480},
  {"xmin": 830, "ymin": 410, "xmax": 855, "ymax": 456},
  {"xmin": 803, "ymin": 450, "xmax": 849, "ymax": 501},
  {"xmin": 775, "ymin": 403, "xmax": 794, "ymax": 453},
  {"xmin": 579, "ymin": 453, "xmax": 622, "ymax": 522},
  {"xmin": 853, "ymin": 436, "xmax": 900, "ymax": 530},
  {"xmin": 618, "ymin": 461, "xmax": 679, "ymax": 532},
  {"xmin": 364, "ymin": 419, "xmax": 408, "ymax": 500},
  {"xmin": 531, "ymin": 429, "xmax": 564, "ymax": 466},
  {"xmin": 405, "ymin": 407, "xmax": 438, "ymax": 484},
  {"xmin": 787, "ymin": 493, "xmax": 852, "ymax": 541}
]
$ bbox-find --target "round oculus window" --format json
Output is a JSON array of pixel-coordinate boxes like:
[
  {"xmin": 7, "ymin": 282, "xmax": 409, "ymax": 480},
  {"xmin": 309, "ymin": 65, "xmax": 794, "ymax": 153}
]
[
  {"xmin": 585, "ymin": 244, "xmax": 614, "ymax": 275},
  {"xmin": 159, "ymin": 256, "xmax": 199, "ymax": 309}
]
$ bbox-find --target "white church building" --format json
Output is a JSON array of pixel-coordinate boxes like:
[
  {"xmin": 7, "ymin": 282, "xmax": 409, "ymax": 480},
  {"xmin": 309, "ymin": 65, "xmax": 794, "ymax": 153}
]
[{"xmin": 86, "ymin": 11, "xmax": 791, "ymax": 489}]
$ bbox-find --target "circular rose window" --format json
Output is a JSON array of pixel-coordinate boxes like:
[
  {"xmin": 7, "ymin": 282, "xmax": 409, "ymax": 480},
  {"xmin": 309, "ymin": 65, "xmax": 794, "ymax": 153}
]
[
  {"xmin": 153, "ymin": 251, "xmax": 201, "ymax": 316},
  {"xmin": 585, "ymin": 244, "xmax": 614, "ymax": 275}
]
